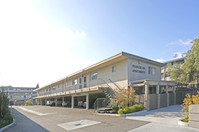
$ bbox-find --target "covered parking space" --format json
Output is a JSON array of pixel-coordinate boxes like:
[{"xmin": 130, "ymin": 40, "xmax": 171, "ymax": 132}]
[{"xmin": 34, "ymin": 86, "xmax": 106, "ymax": 109}]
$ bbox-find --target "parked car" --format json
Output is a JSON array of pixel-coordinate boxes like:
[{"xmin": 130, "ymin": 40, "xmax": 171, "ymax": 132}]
[
  {"xmin": 62, "ymin": 101, "xmax": 67, "ymax": 107},
  {"xmin": 47, "ymin": 101, "xmax": 55, "ymax": 106}
]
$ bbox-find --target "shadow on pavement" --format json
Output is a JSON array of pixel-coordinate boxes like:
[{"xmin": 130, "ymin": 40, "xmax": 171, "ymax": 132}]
[
  {"xmin": 5, "ymin": 108, "xmax": 49, "ymax": 132},
  {"xmin": 129, "ymin": 105, "xmax": 183, "ymax": 118}
]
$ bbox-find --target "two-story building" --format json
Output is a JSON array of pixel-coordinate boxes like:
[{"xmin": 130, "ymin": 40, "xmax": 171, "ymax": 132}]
[
  {"xmin": 161, "ymin": 57, "xmax": 185, "ymax": 81},
  {"xmin": 34, "ymin": 52, "xmax": 177, "ymax": 110},
  {"xmin": 0, "ymin": 85, "xmax": 38, "ymax": 105}
]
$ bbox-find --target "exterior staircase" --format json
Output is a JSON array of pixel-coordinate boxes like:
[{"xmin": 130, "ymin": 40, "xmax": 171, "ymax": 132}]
[{"xmin": 94, "ymin": 78, "xmax": 118, "ymax": 111}]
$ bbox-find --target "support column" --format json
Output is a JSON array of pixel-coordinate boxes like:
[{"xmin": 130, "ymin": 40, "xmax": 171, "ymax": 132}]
[
  {"xmin": 161, "ymin": 87, "xmax": 163, "ymax": 93},
  {"xmin": 166, "ymin": 85, "xmax": 169, "ymax": 107},
  {"xmin": 144, "ymin": 82, "xmax": 149, "ymax": 111},
  {"xmin": 156, "ymin": 85, "xmax": 160, "ymax": 109},
  {"xmin": 62, "ymin": 97, "xmax": 64, "ymax": 107},
  {"xmin": 55, "ymin": 98, "xmax": 58, "ymax": 106},
  {"xmin": 86, "ymin": 94, "xmax": 89, "ymax": 110},
  {"xmin": 40, "ymin": 99, "xmax": 42, "ymax": 105},
  {"xmin": 71, "ymin": 96, "xmax": 74, "ymax": 109},
  {"xmin": 45, "ymin": 98, "xmax": 47, "ymax": 105},
  {"xmin": 173, "ymin": 86, "xmax": 176, "ymax": 105}
]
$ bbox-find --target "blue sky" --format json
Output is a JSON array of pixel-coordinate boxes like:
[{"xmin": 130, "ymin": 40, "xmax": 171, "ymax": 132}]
[
  {"xmin": 0, "ymin": 0, "xmax": 198, "ymax": 87},
  {"xmin": 32, "ymin": 0, "xmax": 198, "ymax": 60}
]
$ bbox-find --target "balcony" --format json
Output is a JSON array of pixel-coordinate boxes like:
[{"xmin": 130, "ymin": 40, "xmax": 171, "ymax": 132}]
[{"xmin": 37, "ymin": 78, "xmax": 109, "ymax": 97}]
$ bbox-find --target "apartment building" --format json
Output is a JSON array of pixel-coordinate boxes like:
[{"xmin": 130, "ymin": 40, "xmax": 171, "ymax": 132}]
[
  {"xmin": 34, "ymin": 52, "xmax": 177, "ymax": 110},
  {"xmin": 0, "ymin": 85, "xmax": 38, "ymax": 105},
  {"xmin": 161, "ymin": 57, "xmax": 185, "ymax": 81}
]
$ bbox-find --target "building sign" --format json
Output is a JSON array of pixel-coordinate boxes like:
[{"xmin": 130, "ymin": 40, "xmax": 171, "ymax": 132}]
[{"xmin": 132, "ymin": 64, "xmax": 146, "ymax": 74}]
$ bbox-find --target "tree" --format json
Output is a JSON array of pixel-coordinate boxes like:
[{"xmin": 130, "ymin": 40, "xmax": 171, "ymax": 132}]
[
  {"xmin": 113, "ymin": 88, "xmax": 136, "ymax": 108},
  {"xmin": 0, "ymin": 92, "xmax": 9, "ymax": 118},
  {"xmin": 166, "ymin": 63, "xmax": 187, "ymax": 83},
  {"xmin": 167, "ymin": 38, "xmax": 199, "ymax": 84},
  {"xmin": 0, "ymin": 92, "xmax": 12, "ymax": 128}
]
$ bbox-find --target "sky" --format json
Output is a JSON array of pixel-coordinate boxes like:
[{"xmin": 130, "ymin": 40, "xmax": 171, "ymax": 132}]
[{"xmin": 0, "ymin": 0, "xmax": 198, "ymax": 87}]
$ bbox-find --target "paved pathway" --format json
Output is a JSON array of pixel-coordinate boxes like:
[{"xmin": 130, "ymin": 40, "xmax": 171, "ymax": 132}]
[
  {"xmin": 127, "ymin": 105, "xmax": 199, "ymax": 132},
  {"xmin": 5, "ymin": 108, "xmax": 49, "ymax": 132},
  {"xmin": 128, "ymin": 122, "xmax": 199, "ymax": 132}
]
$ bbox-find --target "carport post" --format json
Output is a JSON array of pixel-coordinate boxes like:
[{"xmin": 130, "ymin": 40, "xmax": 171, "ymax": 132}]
[
  {"xmin": 156, "ymin": 85, "xmax": 160, "ymax": 109},
  {"xmin": 40, "ymin": 99, "xmax": 42, "ymax": 105},
  {"xmin": 71, "ymin": 95, "xmax": 74, "ymax": 109},
  {"xmin": 173, "ymin": 86, "xmax": 176, "ymax": 105},
  {"xmin": 62, "ymin": 97, "xmax": 64, "ymax": 107},
  {"xmin": 86, "ymin": 94, "xmax": 89, "ymax": 110},
  {"xmin": 166, "ymin": 85, "xmax": 169, "ymax": 107},
  {"xmin": 55, "ymin": 98, "xmax": 58, "ymax": 106},
  {"xmin": 45, "ymin": 98, "xmax": 47, "ymax": 105},
  {"xmin": 144, "ymin": 82, "xmax": 149, "ymax": 110}
]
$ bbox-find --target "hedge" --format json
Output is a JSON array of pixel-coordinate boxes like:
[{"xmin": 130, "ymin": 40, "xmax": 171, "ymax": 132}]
[{"xmin": 118, "ymin": 104, "xmax": 143, "ymax": 114}]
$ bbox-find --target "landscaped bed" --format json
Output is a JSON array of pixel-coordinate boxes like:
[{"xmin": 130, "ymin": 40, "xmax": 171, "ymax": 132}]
[
  {"xmin": 0, "ymin": 113, "xmax": 13, "ymax": 129},
  {"xmin": 117, "ymin": 104, "xmax": 143, "ymax": 114},
  {"xmin": 0, "ymin": 92, "xmax": 13, "ymax": 129},
  {"xmin": 97, "ymin": 104, "xmax": 144, "ymax": 116}
]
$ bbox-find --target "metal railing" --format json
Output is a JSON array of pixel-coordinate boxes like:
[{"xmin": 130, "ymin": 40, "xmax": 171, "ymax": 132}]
[{"xmin": 37, "ymin": 78, "xmax": 111, "ymax": 96}]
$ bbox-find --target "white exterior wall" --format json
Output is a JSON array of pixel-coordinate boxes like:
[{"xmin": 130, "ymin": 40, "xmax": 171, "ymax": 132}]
[
  {"xmin": 67, "ymin": 59, "xmax": 128, "ymax": 90},
  {"xmin": 37, "ymin": 59, "xmax": 129, "ymax": 96},
  {"xmin": 36, "ymin": 57, "xmax": 162, "ymax": 96},
  {"xmin": 128, "ymin": 58, "xmax": 161, "ymax": 82},
  {"xmin": 95, "ymin": 59, "xmax": 128, "ymax": 90}
]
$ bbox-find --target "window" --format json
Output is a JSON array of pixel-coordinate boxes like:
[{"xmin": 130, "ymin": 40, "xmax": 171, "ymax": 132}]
[
  {"xmin": 112, "ymin": 66, "xmax": 116, "ymax": 72},
  {"xmin": 72, "ymin": 79, "xmax": 78, "ymax": 85},
  {"xmin": 148, "ymin": 67, "xmax": 156, "ymax": 75},
  {"xmin": 52, "ymin": 87, "xmax": 56, "ymax": 91},
  {"xmin": 90, "ymin": 72, "xmax": 98, "ymax": 80}
]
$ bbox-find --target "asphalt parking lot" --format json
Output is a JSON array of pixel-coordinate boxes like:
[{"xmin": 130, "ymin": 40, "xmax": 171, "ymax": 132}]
[{"xmin": 5, "ymin": 106, "xmax": 148, "ymax": 132}]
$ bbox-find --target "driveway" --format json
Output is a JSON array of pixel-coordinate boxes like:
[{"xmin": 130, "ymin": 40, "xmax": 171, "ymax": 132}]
[
  {"xmin": 126, "ymin": 105, "xmax": 199, "ymax": 132},
  {"xmin": 5, "ymin": 106, "xmax": 148, "ymax": 132}
]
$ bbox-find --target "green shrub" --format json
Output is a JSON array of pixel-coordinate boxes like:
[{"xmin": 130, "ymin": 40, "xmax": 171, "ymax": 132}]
[
  {"xmin": 181, "ymin": 115, "xmax": 189, "ymax": 122},
  {"xmin": 0, "ymin": 92, "xmax": 13, "ymax": 128},
  {"xmin": 25, "ymin": 99, "xmax": 33, "ymax": 106},
  {"xmin": 118, "ymin": 108, "xmax": 124, "ymax": 114},
  {"xmin": 129, "ymin": 104, "xmax": 143, "ymax": 112},
  {"xmin": 118, "ymin": 104, "xmax": 144, "ymax": 114},
  {"xmin": 0, "ymin": 114, "xmax": 13, "ymax": 128}
]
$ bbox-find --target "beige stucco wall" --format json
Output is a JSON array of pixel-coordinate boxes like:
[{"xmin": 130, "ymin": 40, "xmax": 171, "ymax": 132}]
[
  {"xmin": 128, "ymin": 58, "xmax": 161, "ymax": 82},
  {"xmin": 37, "ymin": 59, "xmax": 129, "ymax": 96}
]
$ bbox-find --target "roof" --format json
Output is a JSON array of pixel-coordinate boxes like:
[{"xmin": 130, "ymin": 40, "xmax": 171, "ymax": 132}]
[
  {"xmin": 0, "ymin": 86, "xmax": 36, "ymax": 89},
  {"xmin": 122, "ymin": 52, "xmax": 163, "ymax": 66},
  {"xmin": 163, "ymin": 57, "xmax": 185, "ymax": 64},
  {"xmin": 35, "ymin": 52, "xmax": 163, "ymax": 91}
]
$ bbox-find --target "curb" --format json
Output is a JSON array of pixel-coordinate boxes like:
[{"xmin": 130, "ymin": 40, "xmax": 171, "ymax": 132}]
[
  {"xmin": 177, "ymin": 120, "xmax": 188, "ymax": 127},
  {"xmin": 97, "ymin": 110, "xmax": 147, "ymax": 117},
  {"xmin": 0, "ymin": 118, "xmax": 15, "ymax": 132}
]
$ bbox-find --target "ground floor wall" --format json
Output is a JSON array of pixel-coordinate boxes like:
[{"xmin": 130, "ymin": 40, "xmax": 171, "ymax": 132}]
[{"xmin": 135, "ymin": 93, "xmax": 176, "ymax": 111}]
